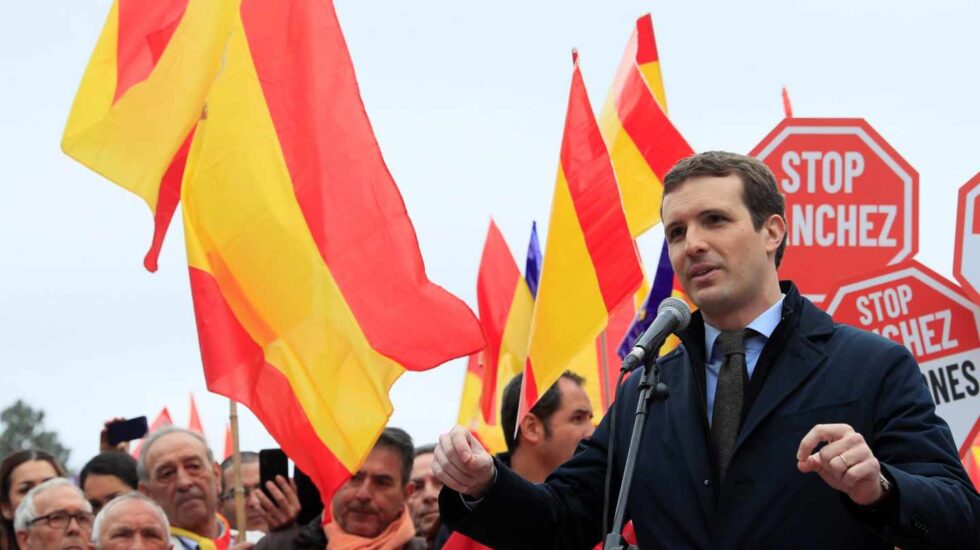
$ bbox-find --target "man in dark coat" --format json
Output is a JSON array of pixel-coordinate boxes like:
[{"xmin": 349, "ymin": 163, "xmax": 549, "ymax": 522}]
[{"xmin": 433, "ymin": 151, "xmax": 980, "ymax": 549}]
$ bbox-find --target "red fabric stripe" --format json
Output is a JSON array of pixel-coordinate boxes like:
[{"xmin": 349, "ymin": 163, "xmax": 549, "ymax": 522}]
[
  {"xmin": 615, "ymin": 64, "xmax": 694, "ymax": 179},
  {"xmin": 561, "ymin": 63, "xmax": 642, "ymax": 312},
  {"xmin": 972, "ymin": 193, "xmax": 980, "ymax": 235},
  {"xmin": 240, "ymin": 0, "xmax": 483, "ymax": 371},
  {"xmin": 635, "ymin": 15, "xmax": 659, "ymax": 64},
  {"xmin": 518, "ymin": 359, "xmax": 540, "ymax": 426},
  {"xmin": 188, "ymin": 267, "xmax": 351, "ymax": 506},
  {"xmin": 115, "ymin": 0, "xmax": 189, "ymax": 103},
  {"xmin": 442, "ymin": 532, "xmax": 491, "ymax": 550},
  {"xmin": 143, "ymin": 128, "xmax": 194, "ymax": 272},
  {"xmin": 465, "ymin": 352, "xmax": 482, "ymax": 377},
  {"xmin": 477, "ymin": 221, "xmax": 521, "ymax": 422}
]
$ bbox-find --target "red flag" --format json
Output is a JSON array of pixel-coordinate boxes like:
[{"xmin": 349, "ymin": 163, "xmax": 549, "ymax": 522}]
[{"xmin": 188, "ymin": 393, "xmax": 205, "ymax": 437}]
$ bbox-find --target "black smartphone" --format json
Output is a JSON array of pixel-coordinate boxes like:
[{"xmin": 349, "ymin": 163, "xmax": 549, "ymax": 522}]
[
  {"xmin": 293, "ymin": 464, "xmax": 323, "ymax": 525},
  {"xmin": 106, "ymin": 416, "xmax": 149, "ymax": 446},
  {"xmin": 259, "ymin": 448, "xmax": 289, "ymax": 499}
]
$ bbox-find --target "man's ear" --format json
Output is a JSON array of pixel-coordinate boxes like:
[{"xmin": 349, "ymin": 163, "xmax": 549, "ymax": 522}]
[
  {"xmin": 763, "ymin": 214, "xmax": 787, "ymax": 255},
  {"xmin": 16, "ymin": 528, "xmax": 30, "ymax": 549},
  {"xmin": 402, "ymin": 481, "xmax": 415, "ymax": 500},
  {"xmin": 0, "ymin": 502, "xmax": 12, "ymax": 521},
  {"xmin": 212, "ymin": 462, "xmax": 223, "ymax": 491},
  {"xmin": 519, "ymin": 413, "xmax": 544, "ymax": 445},
  {"xmin": 138, "ymin": 481, "xmax": 149, "ymax": 495}
]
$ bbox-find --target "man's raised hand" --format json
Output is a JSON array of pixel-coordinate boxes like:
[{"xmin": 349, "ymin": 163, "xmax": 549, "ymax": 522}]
[{"xmin": 432, "ymin": 426, "xmax": 495, "ymax": 499}]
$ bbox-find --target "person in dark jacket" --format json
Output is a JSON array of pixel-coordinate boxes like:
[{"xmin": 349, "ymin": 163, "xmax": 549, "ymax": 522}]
[{"xmin": 433, "ymin": 151, "xmax": 980, "ymax": 549}]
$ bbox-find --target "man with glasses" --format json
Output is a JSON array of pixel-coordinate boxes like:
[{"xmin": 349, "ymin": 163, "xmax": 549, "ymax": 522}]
[
  {"xmin": 13, "ymin": 478, "xmax": 93, "ymax": 550},
  {"xmin": 218, "ymin": 453, "xmax": 299, "ymax": 541}
]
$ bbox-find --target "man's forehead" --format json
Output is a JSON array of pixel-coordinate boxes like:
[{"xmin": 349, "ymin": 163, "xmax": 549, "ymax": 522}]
[
  {"xmin": 35, "ymin": 486, "xmax": 85, "ymax": 511},
  {"xmin": 410, "ymin": 453, "xmax": 434, "ymax": 478},
  {"xmin": 106, "ymin": 500, "xmax": 162, "ymax": 523},
  {"xmin": 662, "ymin": 175, "xmax": 745, "ymax": 219},
  {"xmin": 147, "ymin": 433, "xmax": 209, "ymax": 466}
]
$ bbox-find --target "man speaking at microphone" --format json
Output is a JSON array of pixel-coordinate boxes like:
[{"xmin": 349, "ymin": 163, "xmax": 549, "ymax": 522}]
[{"xmin": 432, "ymin": 151, "xmax": 979, "ymax": 549}]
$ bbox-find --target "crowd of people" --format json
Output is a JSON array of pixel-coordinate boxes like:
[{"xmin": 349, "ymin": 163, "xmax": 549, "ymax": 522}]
[
  {"xmin": 0, "ymin": 363, "xmax": 594, "ymax": 550},
  {"xmin": 3, "ymin": 151, "xmax": 979, "ymax": 549}
]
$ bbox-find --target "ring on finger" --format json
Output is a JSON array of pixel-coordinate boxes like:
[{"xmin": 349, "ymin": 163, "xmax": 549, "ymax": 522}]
[{"xmin": 836, "ymin": 454, "xmax": 851, "ymax": 469}]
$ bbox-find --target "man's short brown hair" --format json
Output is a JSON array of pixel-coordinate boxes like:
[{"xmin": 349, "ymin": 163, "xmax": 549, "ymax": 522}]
[{"xmin": 663, "ymin": 151, "xmax": 787, "ymax": 267}]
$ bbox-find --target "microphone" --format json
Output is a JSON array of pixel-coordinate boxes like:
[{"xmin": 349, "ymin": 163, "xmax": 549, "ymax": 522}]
[{"xmin": 621, "ymin": 297, "xmax": 692, "ymax": 372}]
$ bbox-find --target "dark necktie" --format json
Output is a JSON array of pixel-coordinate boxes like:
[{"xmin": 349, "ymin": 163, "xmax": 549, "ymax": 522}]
[{"xmin": 711, "ymin": 329, "xmax": 747, "ymax": 482}]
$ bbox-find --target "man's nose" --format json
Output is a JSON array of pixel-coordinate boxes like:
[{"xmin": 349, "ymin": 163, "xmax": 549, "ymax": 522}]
[
  {"xmin": 684, "ymin": 227, "xmax": 708, "ymax": 256},
  {"xmin": 175, "ymin": 466, "xmax": 195, "ymax": 489},
  {"xmin": 583, "ymin": 422, "xmax": 596, "ymax": 439}
]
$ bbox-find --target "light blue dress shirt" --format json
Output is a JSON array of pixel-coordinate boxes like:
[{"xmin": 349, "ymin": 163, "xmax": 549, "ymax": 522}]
[{"xmin": 704, "ymin": 296, "xmax": 785, "ymax": 425}]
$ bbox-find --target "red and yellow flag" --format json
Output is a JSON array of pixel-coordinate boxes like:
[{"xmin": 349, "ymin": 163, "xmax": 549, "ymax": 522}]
[
  {"xmin": 187, "ymin": 393, "xmax": 205, "ymax": 438},
  {"xmin": 598, "ymin": 14, "xmax": 694, "ymax": 237},
  {"xmin": 455, "ymin": 353, "xmax": 507, "ymax": 454},
  {"xmin": 476, "ymin": 221, "xmax": 534, "ymax": 424},
  {"xmin": 520, "ymin": 53, "xmax": 643, "ymax": 422},
  {"xmin": 61, "ymin": 0, "xmax": 237, "ymax": 271},
  {"xmin": 65, "ymin": 0, "xmax": 484, "ymax": 503}
]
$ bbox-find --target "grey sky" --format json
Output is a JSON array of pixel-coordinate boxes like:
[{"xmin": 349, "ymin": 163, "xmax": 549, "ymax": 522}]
[{"xmin": 2, "ymin": 1, "xmax": 977, "ymax": 471}]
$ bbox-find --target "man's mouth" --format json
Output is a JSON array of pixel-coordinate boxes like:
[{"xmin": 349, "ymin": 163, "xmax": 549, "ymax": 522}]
[{"xmin": 689, "ymin": 264, "xmax": 718, "ymax": 281}]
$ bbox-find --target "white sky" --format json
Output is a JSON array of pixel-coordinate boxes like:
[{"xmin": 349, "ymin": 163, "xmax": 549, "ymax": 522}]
[{"xmin": 2, "ymin": 0, "xmax": 978, "ymax": 471}]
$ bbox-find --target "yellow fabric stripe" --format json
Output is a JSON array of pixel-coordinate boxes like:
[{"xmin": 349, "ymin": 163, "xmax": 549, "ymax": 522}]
[
  {"xmin": 527, "ymin": 166, "xmax": 609, "ymax": 404},
  {"xmin": 182, "ymin": 17, "xmax": 403, "ymax": 472},
  {"xmin": 457, "ymin": 370, "xmax": 507, "ymax": 455},
  {"xmin": 598, "ymin": 97, "xmax": 664, "ymax": 237},
  {"xmin": 638, "ymin": 61, "xmax": 668, "ymax": 114},
  {"xmin": 62, "ymin": 0, "xmax": 237, "ymax": 212},
  {"xmin": 495, "ymin": 280, "xmax": 534, "ymax": 407}
]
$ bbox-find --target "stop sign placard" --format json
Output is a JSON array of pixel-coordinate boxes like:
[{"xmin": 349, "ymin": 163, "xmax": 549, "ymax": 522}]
[
  {"xmin": 825, "ymin": 260, "xmax": 980, "ymax": 451},
  {"xmin": 953, "ymin": 172, "xmax": 980, "ymax": 305},
  {"xmin": 750, "ymin": 118, "xmax": 918, "ymax": 305}
]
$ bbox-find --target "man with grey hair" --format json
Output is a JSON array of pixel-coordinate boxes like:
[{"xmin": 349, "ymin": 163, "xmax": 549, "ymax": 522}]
[
  {"xmin": 92, "ymin": 493, "xmax": 170, "ymax": 550},
  {"xmin": 137, "ymin": 427, "xmax": 249, "ymax": 550},
  {"xmin": 14, "ymin": 478, "xmax": 93, "ymax": 550}
]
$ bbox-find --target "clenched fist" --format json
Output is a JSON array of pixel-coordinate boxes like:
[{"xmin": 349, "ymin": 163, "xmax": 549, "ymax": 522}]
[{"xmin": 432, "ymin": 426, "xmax": 495, "ymax": 498}]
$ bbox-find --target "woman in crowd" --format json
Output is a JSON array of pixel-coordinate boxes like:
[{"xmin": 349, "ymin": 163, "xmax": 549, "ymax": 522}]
[{"xmin": 0, "ymin": 450, "xmax": 65, "ymax": 550}]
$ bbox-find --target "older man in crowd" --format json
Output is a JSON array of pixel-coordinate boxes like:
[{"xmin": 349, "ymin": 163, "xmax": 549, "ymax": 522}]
[
  {"xmin": 407, "ymin": 445, "xmax": 441, "ymax": 547},
  {"xmin": 14, "ymin": 479, "xmax": 93, "ymax": 550},
  {"xmin": 137, "ymin": 427, "xmax": 244, "ymax": 550},
  {"xmin": 92, "ymin": 493, "xmax": 170, "ymax": 550},
  {"xmin": 257, "ymin": 427, "xmax": 425, "ymax": 550}
]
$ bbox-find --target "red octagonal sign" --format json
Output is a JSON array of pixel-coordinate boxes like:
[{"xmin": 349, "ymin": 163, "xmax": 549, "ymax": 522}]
[
  {"xmin": 750, "ymin": 118, "xmax": 919, "ymax": 305},
  {"xmin": 953, "ymin": 172, "xmax": 980, "ymax": 305},
  {"xmin": 826, "ymin": 260, "xmax": 980, "ymax": 453}
]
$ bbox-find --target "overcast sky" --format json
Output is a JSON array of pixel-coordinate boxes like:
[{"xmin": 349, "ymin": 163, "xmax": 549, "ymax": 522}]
[{"xmin": 2, "ymin": 0, "xmax": 977, "ymax": 471}]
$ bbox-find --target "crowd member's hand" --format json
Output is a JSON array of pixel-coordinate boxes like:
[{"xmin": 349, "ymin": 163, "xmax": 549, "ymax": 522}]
[
  {"xmin": 99, "ymin": 417, "xmax": 130, "ymax": 453},
  {"xmin": 432, "ymin": 426, "xmax": 495, "ymax": 499},
  {"xmin": 255, "ymin": 475, "xmax": 301, "ymax": 530},
  {"xmin": 797, "ymin": 423, "xmax": 886, "ymax": 506}
]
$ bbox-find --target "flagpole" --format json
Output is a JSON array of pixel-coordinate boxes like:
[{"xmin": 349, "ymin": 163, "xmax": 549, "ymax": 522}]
[
  {"xmin": 229, "ymin": 400, "xmax": 246, "ymax": 543},
  {"xmin": 598, "ymin": 329, "xmax": 611, "ymax": 412}
]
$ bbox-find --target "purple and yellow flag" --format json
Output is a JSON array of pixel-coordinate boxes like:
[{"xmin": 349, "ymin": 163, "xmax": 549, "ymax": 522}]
[{"xmin": 64, "ymin": 0, "xmax": 485, "ymax": 504}]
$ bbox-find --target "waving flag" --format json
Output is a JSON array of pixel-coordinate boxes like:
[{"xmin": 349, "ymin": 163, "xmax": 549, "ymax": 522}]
[
  {"xmin": 65, "ymin": 0, "xmax": 484, "ymax": 503},
  {"xmin": 455, "ymin": 353, "xmax": 507, "ymax": 454},
  {"xmin": 598, "ymin": 14, "xmax": 694, "ymax": 237},
  {"xmin": 187, "ymin": 393, "xmax": 205, "ymax": 438},
  {"xmin": 476, "ymin": 221, "xmax": 534, "ymax": 423},
  {"xmin": 520, "ymin": 53, "xmax": 643, "ymax": 422}
]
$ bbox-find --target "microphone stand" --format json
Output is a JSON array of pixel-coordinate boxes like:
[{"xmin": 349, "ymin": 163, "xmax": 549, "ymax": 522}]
[{"xmin": 602, "ymin": 351, "xmax": 669, "ymax": 550}]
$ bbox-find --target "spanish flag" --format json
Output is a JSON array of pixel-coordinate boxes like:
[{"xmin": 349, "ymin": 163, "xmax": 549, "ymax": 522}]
[
  {"xmin": 477, "ymin": 220, "xmax": 534, "ymax": 424},
  {"xmin": 455, "ymin": 353, "xmax": 507, "ymax": 454},
  {"xmin": 64, "ymin": 0, "xmax": 484, "ymax": 502},
  {"xmin": 598, "ymin": 13, "xmax": 694, "ymax": 237},
  {"xmin": 520, "ymin": 53, "xmax": 643, "ymax": 422}
]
